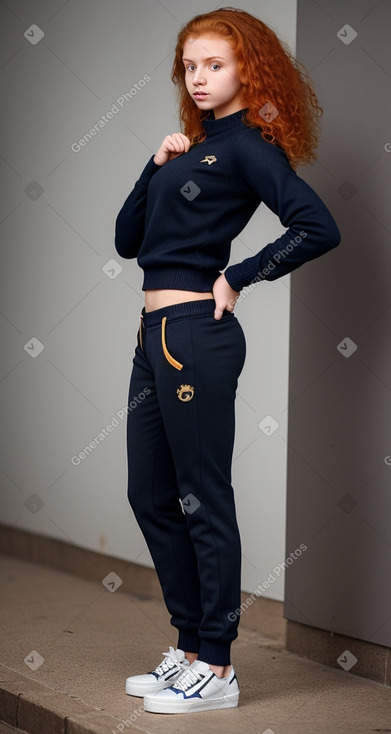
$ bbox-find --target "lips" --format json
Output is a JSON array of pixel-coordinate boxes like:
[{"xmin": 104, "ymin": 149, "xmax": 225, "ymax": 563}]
[{"xmin": 194, "ymin": 92, "xmax": 208, "ymax": 98}]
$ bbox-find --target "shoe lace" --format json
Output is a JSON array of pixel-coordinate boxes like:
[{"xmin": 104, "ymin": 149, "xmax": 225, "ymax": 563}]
[
  {"xmin": 172, "ymin": 666, "xmax": 204, "ymax": 692},
  {"xmin": 154, "ymin": 646, "xmax": 185, "ymax": 676}
]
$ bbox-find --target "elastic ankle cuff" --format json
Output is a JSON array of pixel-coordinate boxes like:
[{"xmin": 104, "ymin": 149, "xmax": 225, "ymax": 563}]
[
  {"xmin": 197, "ymin": 640, "xmax": 232, "ymax": 666},
  {"xmin": 177, "ymin": 630, "xmax": 200, "ymax": 654}
]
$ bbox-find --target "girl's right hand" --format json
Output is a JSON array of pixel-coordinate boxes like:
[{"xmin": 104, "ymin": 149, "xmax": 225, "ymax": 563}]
[{"xmin": 153, "ymin": 133, "xmax": 191, "ymax": 166}]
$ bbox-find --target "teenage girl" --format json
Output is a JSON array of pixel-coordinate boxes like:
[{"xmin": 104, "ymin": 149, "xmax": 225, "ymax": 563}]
[{"xmin": 114, "ymin": 7, "xmax": 340, "ymax": 715}]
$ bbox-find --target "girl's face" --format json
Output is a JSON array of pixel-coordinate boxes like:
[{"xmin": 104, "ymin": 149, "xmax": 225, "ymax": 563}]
[{"xmin": 182, "ymin": 34, "xmax": 244, "ymax": 119}]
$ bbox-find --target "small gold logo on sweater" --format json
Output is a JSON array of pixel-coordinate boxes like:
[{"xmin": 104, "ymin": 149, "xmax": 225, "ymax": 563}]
[
  {"xmin": 200, "ymin": 155, "xmax": 217, "ymax": 165},
  {"xmin": 177, "ymin": 384, "xmax": 194, "ymax": 402}
]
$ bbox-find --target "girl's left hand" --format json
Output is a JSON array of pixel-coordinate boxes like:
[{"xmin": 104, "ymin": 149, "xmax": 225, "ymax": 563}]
[{"xmin": 212, "ymin": 273, "xmax": 240, "ymax": 320}]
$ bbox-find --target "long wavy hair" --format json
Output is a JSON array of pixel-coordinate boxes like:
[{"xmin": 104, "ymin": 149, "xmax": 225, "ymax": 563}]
[{"xmin": 171, "ymin": 7, "xmax": 323, "ymax": 169}]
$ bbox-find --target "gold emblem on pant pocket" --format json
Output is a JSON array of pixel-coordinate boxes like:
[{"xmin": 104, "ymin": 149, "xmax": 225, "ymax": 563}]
[{"xmin": 177, "ymin": 384, "xmax": 194, "ymax": 402}]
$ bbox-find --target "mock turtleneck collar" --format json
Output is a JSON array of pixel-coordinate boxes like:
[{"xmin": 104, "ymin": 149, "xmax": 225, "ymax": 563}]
[{"xmin": 201, "ymin": 107, "xmax": 249, "ymax": 134}]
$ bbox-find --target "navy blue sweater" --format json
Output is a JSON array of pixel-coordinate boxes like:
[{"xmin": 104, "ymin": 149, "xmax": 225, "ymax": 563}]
[{"xmin": 114, "ymin": 107, "xmax": 341, "ymax": 293}]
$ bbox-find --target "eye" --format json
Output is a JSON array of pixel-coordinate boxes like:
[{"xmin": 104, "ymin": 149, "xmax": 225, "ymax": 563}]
[{"xmin": 184, "ymin": 63, "xmax": 221, "ymax": 72}]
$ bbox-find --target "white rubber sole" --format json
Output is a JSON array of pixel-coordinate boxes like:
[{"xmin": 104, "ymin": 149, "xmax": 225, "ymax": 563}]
[{"xmin": 144, "ymin": 690, "xmax": 239, "ymax": 714}]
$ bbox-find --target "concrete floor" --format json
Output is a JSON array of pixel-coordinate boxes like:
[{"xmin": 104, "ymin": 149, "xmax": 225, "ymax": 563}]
[
  {"xmin": 0, "ymin": 724, "xmax": 27, "ymax": 734},
  {"xmin": 0, "ymin": 554, "xmax": 390, "ymax": 734}
]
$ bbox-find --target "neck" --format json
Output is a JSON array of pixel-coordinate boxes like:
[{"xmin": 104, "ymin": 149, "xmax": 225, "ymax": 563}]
[{"xmin": 201, "ymin": 107, "xmax": 249, "ymax": 133}]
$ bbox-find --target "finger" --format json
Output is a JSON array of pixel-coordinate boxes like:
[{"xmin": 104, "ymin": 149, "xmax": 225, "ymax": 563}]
[
  {"xmin": 180, "ymin": 134, "xmax": 191, "ymax": 151},
  {"xmin": 167, "ymin": 139, "xmax": 182, "ymax": 153},
  {"xmin": 170, "ymin": 140, "xmax": 183, "ymax": 154},
  {"xmin": 171, "ymin": 133, "xmax": 184, "ymax": 144},
  {"xmin": 174, "ymin": 133, "xmax": 190, "ymax": 151},
  {"xmin": 214, "ymin": 306, "xmax": 224, "ymax": 320}
]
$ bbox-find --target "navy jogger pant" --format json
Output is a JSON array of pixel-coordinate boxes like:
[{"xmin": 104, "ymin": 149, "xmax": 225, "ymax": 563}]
[{"xmin": 126, "ymin": 298, "xmax": 246, "ymax": 666}]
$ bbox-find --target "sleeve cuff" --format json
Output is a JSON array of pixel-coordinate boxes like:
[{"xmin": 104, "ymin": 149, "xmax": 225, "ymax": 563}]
[{"xmin": 224, "ymin": 256, "xmax": 264, "ymax": 292}]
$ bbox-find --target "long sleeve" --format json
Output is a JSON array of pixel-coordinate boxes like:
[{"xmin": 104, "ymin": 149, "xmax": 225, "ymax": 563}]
[
  {"xmin": 114, "ymin": 154, "xmax": 162, "ymax": 259},
  {"xmin": 223, "ymin": 131, "xmax": 341, "ymax": 292}
]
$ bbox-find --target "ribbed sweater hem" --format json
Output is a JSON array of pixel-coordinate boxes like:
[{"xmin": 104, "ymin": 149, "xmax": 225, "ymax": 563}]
[{"xmin": 141, "ymin": 266, "xmax": 220, "ymax": 292}]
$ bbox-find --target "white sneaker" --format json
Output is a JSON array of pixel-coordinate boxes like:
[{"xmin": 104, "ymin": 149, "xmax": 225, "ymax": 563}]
[
  {"xmin": 125, "ymin": 646, "xmax": 190, "ymax": 697},
  {"xmin": 143, "ymin": 659, "xmax": 239, "ymax": 713}
]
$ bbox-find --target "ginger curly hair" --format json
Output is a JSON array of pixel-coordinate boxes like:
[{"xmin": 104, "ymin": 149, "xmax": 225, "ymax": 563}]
[{"xmin": 171, "ymin": 6, "xmax": 323, "ymax": 170}]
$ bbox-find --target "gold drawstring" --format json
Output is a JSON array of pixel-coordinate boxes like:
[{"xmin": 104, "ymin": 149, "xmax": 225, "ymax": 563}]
[
  {"xmin": 138, "ymin": 315, "xmax": 144, "ymax": 350},
  {"xmin": 161, "ymin": 316, "xmax": 183, "ymax": 370}
]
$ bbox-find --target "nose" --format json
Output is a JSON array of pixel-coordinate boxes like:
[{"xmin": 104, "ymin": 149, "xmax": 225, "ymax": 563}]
[{"xmin": 193, "ymin": 68, "xmax": 206, "ymax": 86}]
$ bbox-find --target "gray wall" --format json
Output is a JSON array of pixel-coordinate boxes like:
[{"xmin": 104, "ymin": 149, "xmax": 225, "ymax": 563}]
[
  {"xmin": 284, "ymin": 0, "xmax": 391, "ymax": 647},
  {"xmin": 0, "ymin": 1, "xmax": 299, "ymax": 603}
]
